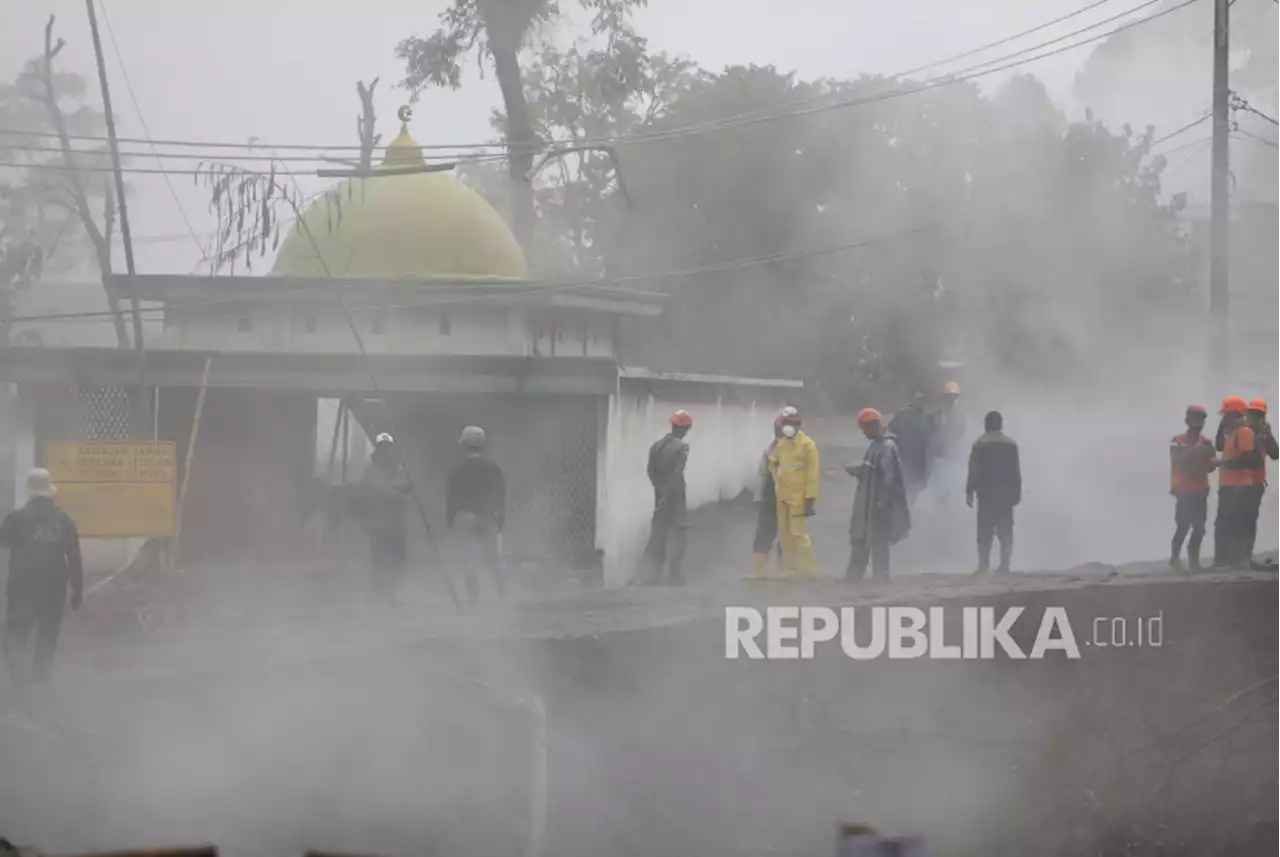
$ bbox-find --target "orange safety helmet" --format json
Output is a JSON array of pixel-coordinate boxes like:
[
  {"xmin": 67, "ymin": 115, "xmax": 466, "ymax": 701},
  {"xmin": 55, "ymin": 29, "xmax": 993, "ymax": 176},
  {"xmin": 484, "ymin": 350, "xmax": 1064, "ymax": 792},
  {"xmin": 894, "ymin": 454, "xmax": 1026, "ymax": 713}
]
[
  {"xmin": 1220, "ymin": 395, "xmax": 1249, "ymax": 414},
  {"xmin": 857, "ymin": 407, "xmax": 883, "ymax": 425},
  {"xmin": 1248, "ymin": 397, "xmax": 1268, "ymax": 414},
  {"xmin": 669, "ymin": 409, "xmax": 693, "ymax": 428}
]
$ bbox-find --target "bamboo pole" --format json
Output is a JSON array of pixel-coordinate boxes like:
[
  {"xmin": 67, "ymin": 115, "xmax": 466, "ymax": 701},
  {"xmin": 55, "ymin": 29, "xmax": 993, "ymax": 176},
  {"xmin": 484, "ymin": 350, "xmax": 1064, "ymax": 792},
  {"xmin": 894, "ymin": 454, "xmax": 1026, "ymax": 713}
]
[{"xmin": 171, "ymin": 357, "xmax": 212, "ymax": 567}]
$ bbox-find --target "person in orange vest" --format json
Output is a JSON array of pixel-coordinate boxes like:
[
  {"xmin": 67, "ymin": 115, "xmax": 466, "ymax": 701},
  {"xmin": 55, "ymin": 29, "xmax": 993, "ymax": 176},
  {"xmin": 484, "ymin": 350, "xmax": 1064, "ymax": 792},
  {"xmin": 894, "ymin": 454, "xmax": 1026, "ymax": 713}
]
[
  {"xmin": 1242, "ymin": 398, "xmax": 1279, "ymax": 567},
  {"xmin": 1169, "ymin": 405, "xmax": 1218, "ymax": 571},
  {"xmin": 1213, "ymin": 396, "xmax": 1264, "ymax": 568}
]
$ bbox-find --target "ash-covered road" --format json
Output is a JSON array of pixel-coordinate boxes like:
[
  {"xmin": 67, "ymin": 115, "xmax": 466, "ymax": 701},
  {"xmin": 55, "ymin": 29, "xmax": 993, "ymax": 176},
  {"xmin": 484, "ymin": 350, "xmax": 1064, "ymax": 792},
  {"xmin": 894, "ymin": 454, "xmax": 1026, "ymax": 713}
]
[{"xmin": 0, "ymin": 476, "xmax": 1275, "ymax": 857}]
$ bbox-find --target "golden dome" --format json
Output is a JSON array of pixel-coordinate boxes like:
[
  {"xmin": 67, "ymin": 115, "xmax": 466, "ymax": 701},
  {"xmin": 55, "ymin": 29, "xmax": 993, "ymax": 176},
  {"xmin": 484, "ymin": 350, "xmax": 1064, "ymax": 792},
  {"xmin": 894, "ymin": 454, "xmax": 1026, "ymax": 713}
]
[{"xmin": 272, "ymin": 122, "xmax": 527, "ymax": 280}]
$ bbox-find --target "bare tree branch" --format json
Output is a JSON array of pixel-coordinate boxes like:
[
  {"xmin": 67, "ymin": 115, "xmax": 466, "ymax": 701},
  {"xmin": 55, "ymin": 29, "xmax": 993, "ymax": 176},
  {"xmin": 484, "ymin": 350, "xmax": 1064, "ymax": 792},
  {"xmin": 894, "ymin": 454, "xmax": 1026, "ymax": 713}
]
[{"xmin": 37, "ymin": 13, "xmax": 128, "ymax": 347}]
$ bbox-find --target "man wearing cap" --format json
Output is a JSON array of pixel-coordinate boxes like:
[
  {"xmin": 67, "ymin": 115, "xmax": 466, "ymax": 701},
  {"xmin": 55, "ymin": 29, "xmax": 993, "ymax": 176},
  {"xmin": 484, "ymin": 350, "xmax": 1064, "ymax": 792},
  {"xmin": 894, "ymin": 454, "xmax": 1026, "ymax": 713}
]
[
  {"xmin": 966, "ymin": 411, "xmax": 1022, "ymax": 575},
  {"xmin": 1213, "ymin": 396, "xmax": 1263, "ymax": 568},
  {"xmin": 1242, "ymin": 399, "xmax": 1278, "ymax": 567},
  {"xmin": 447, "ymin": 425, "xmax": 507, "ymax": 602},
  {"xmin": 1169, "ymin": 406, "xmax": 1218, "ymax": 571},
  {"xmin": 640, "ymin": 410, "xmax": 693, "ymax": 585},
  {"xmin": 845, "ymin": 408, "xmax": 910, "ymax": 581},
  {"xmin": 927, "ymin": 381, "xmax": 968, "ymax": 508},
  {"xmin": 887, "ymin": 391, "xmax": 932, "ymax": 507},
  {"xmin": 0, "ymin": 469, "xmax": 83, "ymax": 685},
  {"xmin": 359, "ymin": 432, "xmax": 412, "ymax": 602}
]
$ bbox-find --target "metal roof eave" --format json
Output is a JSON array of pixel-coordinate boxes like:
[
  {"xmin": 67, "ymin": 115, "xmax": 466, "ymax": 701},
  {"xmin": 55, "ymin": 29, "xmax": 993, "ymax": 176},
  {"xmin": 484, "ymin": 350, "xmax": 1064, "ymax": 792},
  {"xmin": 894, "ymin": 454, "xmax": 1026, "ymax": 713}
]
[
  {"xmin": 0, "ymin": 347, "xmax": 621, "ymax": 396},
  {"xmin": 111, "ymin": 274, "xmax": 666, "ymax": 318},
  {"xmin": 619, "ymin": 366, "xmax": 804, "ymax": 390}
]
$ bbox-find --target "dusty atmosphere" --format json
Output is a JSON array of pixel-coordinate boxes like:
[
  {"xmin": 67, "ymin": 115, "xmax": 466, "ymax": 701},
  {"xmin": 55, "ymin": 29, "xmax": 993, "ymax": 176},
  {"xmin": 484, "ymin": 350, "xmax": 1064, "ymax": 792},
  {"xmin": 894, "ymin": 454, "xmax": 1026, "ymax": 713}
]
[{"xmin": 0, "ymin": 0, "xmax": 1277, "ymax": 855}]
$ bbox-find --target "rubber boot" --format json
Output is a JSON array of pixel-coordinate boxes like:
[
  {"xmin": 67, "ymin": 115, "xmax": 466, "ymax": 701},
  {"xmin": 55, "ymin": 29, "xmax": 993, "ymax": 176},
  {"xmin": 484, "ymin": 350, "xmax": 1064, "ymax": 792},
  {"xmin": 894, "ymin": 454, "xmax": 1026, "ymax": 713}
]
[
  {"xmin": 975, "ymin": 542, "xmax": 991, "ymax": 576},
  {"xmin": 996, "ymin": 542, "xmax": 1013, "ymax": 575},
  {"xmin": 749, "ymin": 552, "xmax": 770, "ymax": 580}
]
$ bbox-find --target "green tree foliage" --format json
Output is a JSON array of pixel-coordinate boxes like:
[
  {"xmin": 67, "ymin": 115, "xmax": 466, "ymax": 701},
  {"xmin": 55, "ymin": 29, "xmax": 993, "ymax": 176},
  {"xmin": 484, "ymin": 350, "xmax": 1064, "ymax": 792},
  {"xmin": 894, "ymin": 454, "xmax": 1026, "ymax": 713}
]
[
  {"xmin": 0, "ymin": 51, "xmax": 110, "ymax": 344},
  {"xmin": 395, "ymin": 0, "xmax": 648, "ymax": 253},
  {"xmin": 1073, "ymin": 0, "xmax": 1278, "ymax": 200},
  {"xmin": 478, "ymin": 54, "xmax": 1192, "ymax": 400}
]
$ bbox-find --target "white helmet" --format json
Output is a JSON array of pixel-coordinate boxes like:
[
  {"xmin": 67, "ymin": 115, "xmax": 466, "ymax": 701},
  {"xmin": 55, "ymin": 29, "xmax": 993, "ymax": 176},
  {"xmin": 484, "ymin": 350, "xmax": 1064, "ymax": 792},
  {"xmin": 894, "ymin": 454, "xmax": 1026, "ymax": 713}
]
[
  {"xmin": 460, "ymin": 425, "xmax": 486, "ymax": 449},
  {"xmin": 374, "ymin": 432, "xmax": 394, "ymax": 445}
]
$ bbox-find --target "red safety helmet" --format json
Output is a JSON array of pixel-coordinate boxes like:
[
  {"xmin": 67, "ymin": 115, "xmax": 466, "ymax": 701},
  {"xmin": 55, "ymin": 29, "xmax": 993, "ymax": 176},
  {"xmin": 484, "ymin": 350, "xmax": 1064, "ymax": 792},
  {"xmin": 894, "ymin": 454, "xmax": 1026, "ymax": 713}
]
[
  {"xmin": 1248, "ymin": 397, "xmax": 1268, "ymax": 414},
  {"xmin": 857, "ymin": 408, "xmax": 883, "ymax": 425},
  {"xmin": 669, "ymin": 410, "xmax": 693, "ymax": 428},
  {"xmin": 1220, "ymin": 395, "xmax": 1249, "ymax": 415}
]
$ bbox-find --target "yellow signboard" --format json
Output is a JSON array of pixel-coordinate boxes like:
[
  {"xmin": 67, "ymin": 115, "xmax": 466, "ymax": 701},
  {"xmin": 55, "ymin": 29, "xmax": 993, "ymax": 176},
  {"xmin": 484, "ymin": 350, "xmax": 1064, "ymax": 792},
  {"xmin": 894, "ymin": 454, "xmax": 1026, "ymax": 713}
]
[
  {"xmin": 44, "ymin": 441, "xmax": 176, "ymax": 537},
  {"xmin": 45, "ymin": 441, "xmax": 176, "ymax": 484},
  {"xmin": 53, "ymin": 482, "xmax": 176, "ymax": 538}
]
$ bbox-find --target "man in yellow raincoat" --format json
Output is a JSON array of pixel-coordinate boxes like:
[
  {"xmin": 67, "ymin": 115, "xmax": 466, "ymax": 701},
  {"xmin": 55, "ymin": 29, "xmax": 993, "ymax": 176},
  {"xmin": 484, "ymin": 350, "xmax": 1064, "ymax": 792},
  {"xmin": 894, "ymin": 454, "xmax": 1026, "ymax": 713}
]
[{"xmin": 769, "ymin": 407, "xmax": 820, "ymax": 578}]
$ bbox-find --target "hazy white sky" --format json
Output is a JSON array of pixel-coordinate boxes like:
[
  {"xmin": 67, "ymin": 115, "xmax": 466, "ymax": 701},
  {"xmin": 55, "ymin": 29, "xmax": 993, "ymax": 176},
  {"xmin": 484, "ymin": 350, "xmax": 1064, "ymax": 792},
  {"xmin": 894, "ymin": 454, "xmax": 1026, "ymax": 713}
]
[{"xmin": 0, "ymin": 0, "xmax": 1168, "ymax": 273}]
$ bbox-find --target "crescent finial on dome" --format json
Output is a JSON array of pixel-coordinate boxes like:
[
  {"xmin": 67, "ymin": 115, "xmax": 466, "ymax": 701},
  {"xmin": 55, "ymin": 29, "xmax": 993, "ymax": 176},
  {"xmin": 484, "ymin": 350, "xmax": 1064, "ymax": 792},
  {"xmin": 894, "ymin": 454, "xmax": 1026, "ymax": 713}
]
[{"xmin": 382, "ymin": 105, "xmax": 425, "ymax": 168}]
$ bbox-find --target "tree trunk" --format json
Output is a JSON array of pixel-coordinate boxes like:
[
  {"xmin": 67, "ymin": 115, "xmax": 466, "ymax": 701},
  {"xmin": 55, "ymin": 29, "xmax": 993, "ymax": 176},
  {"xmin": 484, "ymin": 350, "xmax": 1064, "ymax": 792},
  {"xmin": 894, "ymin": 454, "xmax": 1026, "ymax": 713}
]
[{"xmin": 483, "ymin": 8, "xmax": 538, "ymax": 257}]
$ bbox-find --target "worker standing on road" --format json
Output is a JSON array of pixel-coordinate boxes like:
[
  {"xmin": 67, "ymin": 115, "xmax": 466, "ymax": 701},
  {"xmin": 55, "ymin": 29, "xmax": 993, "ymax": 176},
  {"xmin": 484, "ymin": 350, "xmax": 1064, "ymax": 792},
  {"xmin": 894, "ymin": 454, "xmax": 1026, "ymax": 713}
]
[
  {"xmin": 966, "ymin": 411, "xmax": 1022, "ymax": 575},
  {"xmin": 1213, "ymin": 396, "xmax": 1262, "ymax": 568},
  {"xmin": 1168, "ymin": 405, "xmax": 1218, "ymax": 571},
  {"xmin": 447, "ymin": 426, "xmax": 507, "ymax": 603},
  {"xmin": 1242, "ymin": 399, "xmax": 1278, "ymax": 567},
  {"xmin": 749, "ymin": 411, "xmax": 786, "ymax": 579},
  {"xmin": 0, "ymin": 469, "xmax": 82, "ymax": 686},
  {"xmin": 360, "ymin": 432, "xmax": 412, "ymax": 603},
  {"xmin": 845, "ymin": 409, "xmax": 910, "ymax": 582},
  {"xmin": 769, "ymin": 408, "xmax": 820, "ymax": 579},
  {"xmin": 927, "ymin": 381, "xmax": 968, "ymax": 508},
  {"xmin": 640, "ymin": 410, "xmax": 693, "ymax": 585},
  {"xmin": 888, "ymin": 391, "xmax": 932, "ymax": 507}
]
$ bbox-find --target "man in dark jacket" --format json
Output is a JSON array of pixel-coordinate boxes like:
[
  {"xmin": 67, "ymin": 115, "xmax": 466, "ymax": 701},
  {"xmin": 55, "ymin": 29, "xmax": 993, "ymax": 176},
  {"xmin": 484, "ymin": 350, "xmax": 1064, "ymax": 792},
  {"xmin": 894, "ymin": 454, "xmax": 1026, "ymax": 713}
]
[
  {"xmin": 359, "ymin": 433, "xmax": 411, "ymax": 602},
  {"xmin": 447, "ymin": 425, "xmax": 507, "ymax": 603},
  {"xmin": 966, "ymin": 411, "xmax": 1022, "ymax": 575},
  {"xmin": 0, "ymin": 469, "xmax": 83, "ymax": 685},
  {"xmin": 845, "ymin": 408, "xmax": 911, "ymax": 581},
  {"xmin": 887, "ymin": 391, "xmax": 932, "ymax": 506},
  {"xmin": 749, "ymin": 411, "xmax": 786, "ymax": 579},
  {"xmin": 640, "ymin": 410, "xmax": 692, "ymax": 585}
]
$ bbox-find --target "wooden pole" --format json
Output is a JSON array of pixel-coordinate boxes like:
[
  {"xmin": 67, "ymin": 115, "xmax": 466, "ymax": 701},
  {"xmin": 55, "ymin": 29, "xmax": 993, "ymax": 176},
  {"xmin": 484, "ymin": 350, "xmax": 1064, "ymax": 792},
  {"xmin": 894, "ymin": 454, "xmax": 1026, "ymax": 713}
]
[
  {"xmin": 1209, "ymin": 0, "xmax": 1231, "ymax": 390},
  {"xmin": 171, "ymin": 357, "xmax": 212, "ymax": 567},
  {"xmin": 83, "ymin": 0, "xmax": 143, "ymax": 353}
]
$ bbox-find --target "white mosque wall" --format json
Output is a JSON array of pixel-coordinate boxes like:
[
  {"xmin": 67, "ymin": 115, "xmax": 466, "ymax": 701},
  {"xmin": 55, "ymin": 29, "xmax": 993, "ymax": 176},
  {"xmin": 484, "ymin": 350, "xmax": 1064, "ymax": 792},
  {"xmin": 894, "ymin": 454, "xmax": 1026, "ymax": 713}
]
[
  {"xmin": 155, "ymin": 305, "xmax": 616, "ymax": 358},
  {"xmin": 595, "ymin": 373, "xmax": 798, "ymax": 586}
]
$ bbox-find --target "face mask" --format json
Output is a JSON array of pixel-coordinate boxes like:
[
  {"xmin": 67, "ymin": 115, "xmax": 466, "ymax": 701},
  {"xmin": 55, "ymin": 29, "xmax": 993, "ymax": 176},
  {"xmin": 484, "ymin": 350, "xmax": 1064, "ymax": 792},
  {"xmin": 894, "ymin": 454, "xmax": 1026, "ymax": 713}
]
[{"xmin": 781, "ymin": 425, "xmax": 797, "ymax": 438}]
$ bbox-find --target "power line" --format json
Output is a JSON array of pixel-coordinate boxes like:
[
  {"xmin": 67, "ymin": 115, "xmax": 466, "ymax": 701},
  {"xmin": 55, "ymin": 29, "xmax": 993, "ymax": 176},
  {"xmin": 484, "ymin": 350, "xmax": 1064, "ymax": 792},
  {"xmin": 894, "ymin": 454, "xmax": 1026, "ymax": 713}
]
[
  {"xmin": 600, "ymin": 0, "xmax": 1202, "ymax": 149},
  {"xmin": 2, "ymin": 143, "xmax": 491, "ymax": 164},
  {"xmin": 1158, "ymin": 134, "xmax": 1216, "ymax": 156},
  {"xmin": 1240, "ymin": 105, "xmax": 1279, "ymax": 126},
  {"xmin": 1233, "ymin": 129, "xmax": 1279, "ymax": 147},
  {"xmin": 1151, "ymin": 110, "xmax": 1213, "ymax": 146},
  {"xmin": 4, "ymin": 222, "xmax": 932, "ymax": 327},
  {"xmin": 97, "ymin": 0, "xmax": 204, "ymax": 257},
  {"xmin": 0, "ymin": 0, "xmax": 1201, "ymax": 160}
]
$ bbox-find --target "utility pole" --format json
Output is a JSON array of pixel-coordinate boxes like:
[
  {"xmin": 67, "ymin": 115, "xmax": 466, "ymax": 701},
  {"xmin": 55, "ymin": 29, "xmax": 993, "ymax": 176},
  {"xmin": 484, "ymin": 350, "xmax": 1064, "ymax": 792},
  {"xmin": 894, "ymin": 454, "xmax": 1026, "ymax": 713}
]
[
  {"xmin": 1209, "ymin": 0, "xmax": 1230, "ymax": 389},
  {"xmin": 84, "ymin": 0, "xmax": 143, "ymax": 353}
]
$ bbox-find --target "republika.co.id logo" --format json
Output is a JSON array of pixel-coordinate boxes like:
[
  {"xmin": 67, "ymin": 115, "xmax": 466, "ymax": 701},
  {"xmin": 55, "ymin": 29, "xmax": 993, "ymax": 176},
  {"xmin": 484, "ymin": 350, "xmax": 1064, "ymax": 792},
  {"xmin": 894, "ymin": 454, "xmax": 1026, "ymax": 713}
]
[{"xmin": 725, "ymin": 606, "xmax": 1164, "ymax": 660}]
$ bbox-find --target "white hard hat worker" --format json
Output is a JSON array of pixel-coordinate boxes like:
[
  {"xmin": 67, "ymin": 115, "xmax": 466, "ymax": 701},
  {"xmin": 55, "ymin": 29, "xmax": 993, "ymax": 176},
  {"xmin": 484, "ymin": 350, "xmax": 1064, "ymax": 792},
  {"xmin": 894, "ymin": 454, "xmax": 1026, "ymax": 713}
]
[
  {"xmin": 374, "ymin": 432, "xmax": 395, "ymax": 446},
  {"xmin": 459, "ymin": 425, "xmax": 487, "ymax": 450},
  {"xmin": 26, "ymin": 468, "xmax": 57, "ymax": 499}
]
